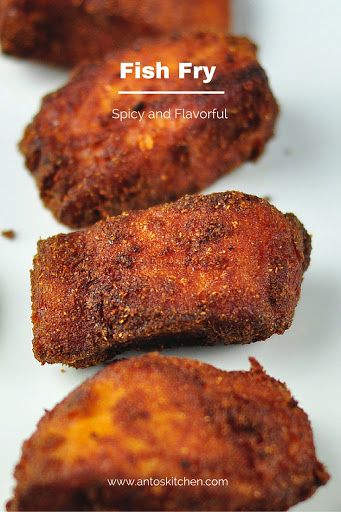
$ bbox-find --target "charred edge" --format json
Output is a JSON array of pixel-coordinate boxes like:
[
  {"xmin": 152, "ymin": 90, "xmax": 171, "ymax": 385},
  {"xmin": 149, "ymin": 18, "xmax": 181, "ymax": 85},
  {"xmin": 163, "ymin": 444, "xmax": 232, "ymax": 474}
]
[{"xmin": 285, "ymin": 213, "xmax": 312, "ymax": 272}]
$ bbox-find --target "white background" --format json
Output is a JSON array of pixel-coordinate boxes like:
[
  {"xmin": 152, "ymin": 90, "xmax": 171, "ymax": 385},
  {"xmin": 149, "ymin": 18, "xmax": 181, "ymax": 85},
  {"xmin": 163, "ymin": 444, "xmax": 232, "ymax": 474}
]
[{"xmin": 0, "ymin": 1, "xmax": 340, "ymax": 509}]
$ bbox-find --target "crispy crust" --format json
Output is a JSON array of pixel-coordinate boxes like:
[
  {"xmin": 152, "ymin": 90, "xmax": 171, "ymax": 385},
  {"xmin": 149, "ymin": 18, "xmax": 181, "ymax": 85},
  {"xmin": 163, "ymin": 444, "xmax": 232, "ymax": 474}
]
[
  {"xmin": 0, "ymin": 0, "xmax": 230, "ymax": 66},
  {"xmin": 19, "ymin": 33, "xmax": 279, "ymax": 228},
  {"xmin": 31, "ymin": 191, "xmax": 311, "ymax": 368},
  {"xmin": 7, "ymin": 353, "xmax": 329, "ymax": 511}
]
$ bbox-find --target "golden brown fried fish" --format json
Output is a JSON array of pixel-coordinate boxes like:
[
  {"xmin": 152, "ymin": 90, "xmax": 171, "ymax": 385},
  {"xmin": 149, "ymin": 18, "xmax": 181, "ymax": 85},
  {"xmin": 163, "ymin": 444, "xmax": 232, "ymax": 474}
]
[
  {"xmin": 0, "ymin": 0, "xmax": 230, "ymax": 66},
  {"xmin": 20, "ymin": 33, "xmax": 278, "ymax": 228},
  {"xmin": 7, "ymin": 354, "xmax": 329, "ymax": 511},
  {"xmin": 31, "ymin": 191, "xmax": 311, "ymax": 368}
]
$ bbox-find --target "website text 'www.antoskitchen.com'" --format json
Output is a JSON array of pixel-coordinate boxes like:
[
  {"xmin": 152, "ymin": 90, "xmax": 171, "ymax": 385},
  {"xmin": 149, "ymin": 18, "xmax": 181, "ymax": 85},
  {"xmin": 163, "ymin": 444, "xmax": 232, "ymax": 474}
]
[{"xmin": 108, "ymin": 477, "xmax": 229, "ymax": 488}]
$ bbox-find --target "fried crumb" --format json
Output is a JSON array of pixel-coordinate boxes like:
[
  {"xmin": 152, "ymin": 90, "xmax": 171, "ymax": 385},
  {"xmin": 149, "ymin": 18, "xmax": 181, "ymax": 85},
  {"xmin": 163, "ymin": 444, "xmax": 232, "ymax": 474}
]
[{"xmin": 1, "ymin": 230, "xmax": 16, "ymax": 240}]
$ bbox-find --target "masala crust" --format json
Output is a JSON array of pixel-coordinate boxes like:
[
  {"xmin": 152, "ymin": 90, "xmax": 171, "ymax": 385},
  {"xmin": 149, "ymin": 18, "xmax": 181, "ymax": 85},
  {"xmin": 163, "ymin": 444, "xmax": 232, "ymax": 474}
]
[
  {"xmin": 31, "ymin": 191, "xmax": 311, "ymax": 368},
  {"xmin": 7, "ymin": 354, "xmax": 329, "ymax": 511},
  {"xmin": 0, "ymin": 0, "xmax": 230, "ymax": 66},
  {"xmin": 19, "ymin": 33, "xmax": 279, "ymax": 228}
]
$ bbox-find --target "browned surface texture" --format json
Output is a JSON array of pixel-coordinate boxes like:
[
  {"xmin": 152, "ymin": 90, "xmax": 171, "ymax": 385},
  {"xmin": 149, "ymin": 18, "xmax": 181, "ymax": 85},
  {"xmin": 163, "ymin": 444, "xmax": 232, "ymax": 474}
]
[
  {"xmin": 31, "ymin": 191, "xmax": 311, "ymax": 368},
  {"xmin": 7, "ymin": 354, "xmax": 329, "ymax": 511},
  {"xmin": 0, "ymin": 0, "xmax": 229, "ymax": 66},
  {"xmin": 19, "ymin": 33, "xmax": 278, "ymax": 228}
]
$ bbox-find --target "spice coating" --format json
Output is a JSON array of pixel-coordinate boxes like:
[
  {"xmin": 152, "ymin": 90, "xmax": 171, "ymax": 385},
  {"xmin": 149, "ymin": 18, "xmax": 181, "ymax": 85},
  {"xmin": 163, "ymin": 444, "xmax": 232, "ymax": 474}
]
[
  {"xmin": 7, "ymin": 353, "xmax": 329, "ymax": 511},
  {"xmin": 31, "ymin": 191, "xmax": 311, "ymax": 368},
  {"xmin": 20, "ymin": 33, "xmax": 278, "ymax": 228},
  {"xmin": 0, "ymin": 0, "xmax": 229, "ymax": 66}
]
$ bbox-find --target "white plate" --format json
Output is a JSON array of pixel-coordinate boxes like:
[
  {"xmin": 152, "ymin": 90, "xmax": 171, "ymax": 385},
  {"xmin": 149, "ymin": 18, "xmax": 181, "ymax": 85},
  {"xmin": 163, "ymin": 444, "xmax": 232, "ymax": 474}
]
[{"xmin": 0, "ymin": 1, "xmax": 340, "ymax": 509}]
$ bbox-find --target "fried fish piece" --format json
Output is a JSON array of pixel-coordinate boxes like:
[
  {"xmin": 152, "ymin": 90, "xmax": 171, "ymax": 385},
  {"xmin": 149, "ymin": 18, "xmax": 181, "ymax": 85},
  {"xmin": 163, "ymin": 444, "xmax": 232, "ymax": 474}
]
[
  {"xmin": 20, "ymin": 33, "xmax": 278, "ymax": 228},
  {"xmin": 0, "ymin": 0, "xmax": 230, "ymax": 66},
  {"xmin": 7, "ymin": 354, "xmax": 329, "ymax": 511},
  {"xmin": 31, "ymin": 191, "xmax": 311, "ymax": 368}
]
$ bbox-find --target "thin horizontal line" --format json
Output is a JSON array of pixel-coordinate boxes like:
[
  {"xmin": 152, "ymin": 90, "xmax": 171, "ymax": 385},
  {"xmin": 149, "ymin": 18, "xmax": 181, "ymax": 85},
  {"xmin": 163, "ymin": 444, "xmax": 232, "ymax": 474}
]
[{"xmin": 118, "ymin": 91, "xmax": 225, "ymax": 95}]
